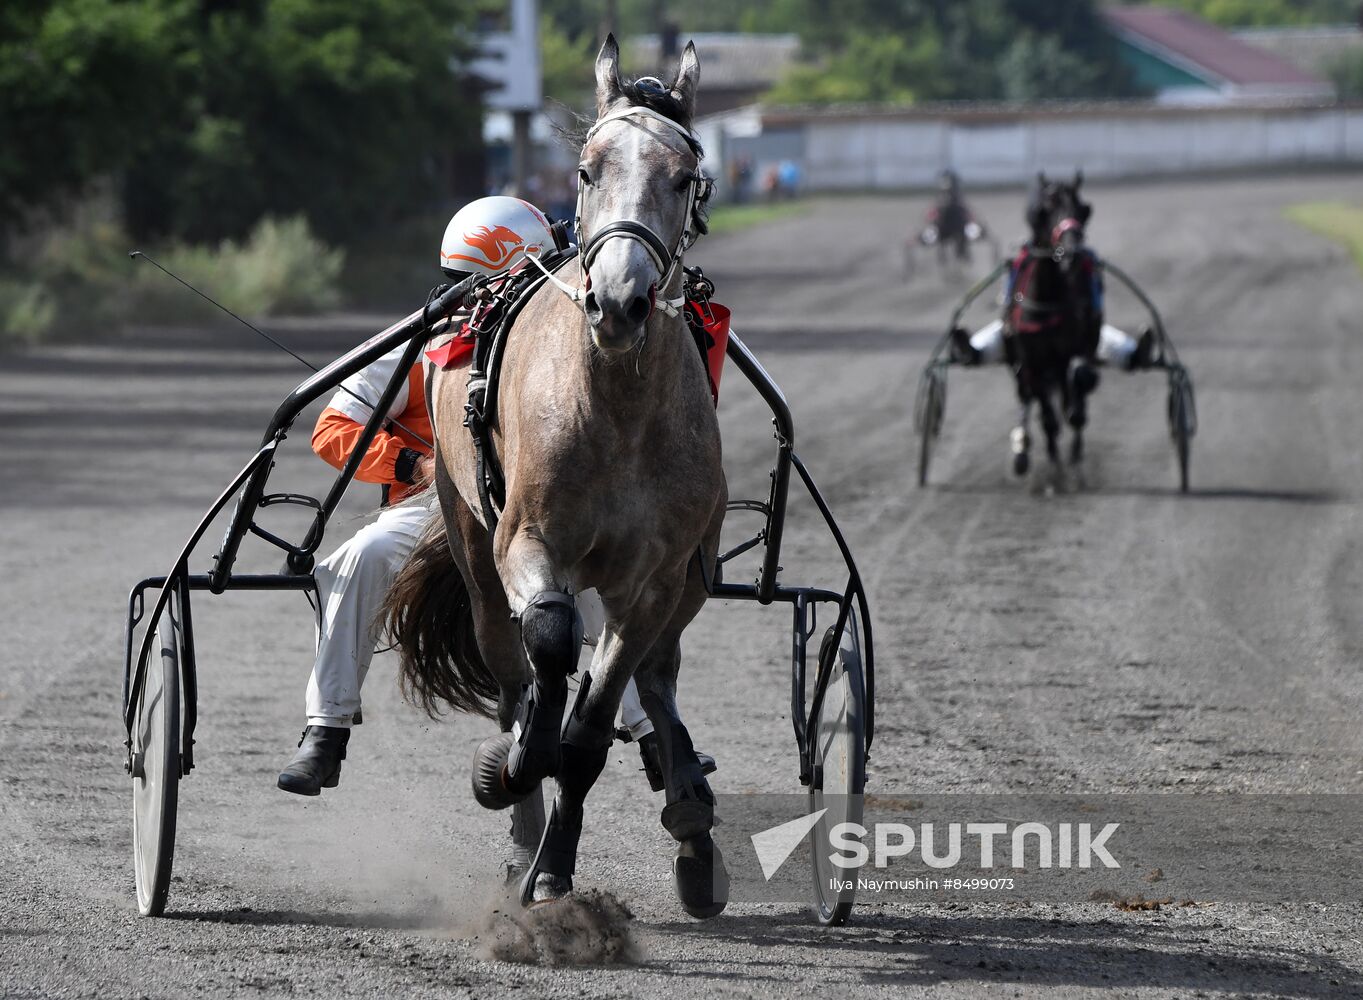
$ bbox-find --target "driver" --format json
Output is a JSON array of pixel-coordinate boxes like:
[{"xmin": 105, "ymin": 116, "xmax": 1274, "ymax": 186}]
[
  {"xmin": 928, "ymin": 169, "xmax": 975, "ymax": 262},
  {"xmin": 278, "ymin": 196, "xmax": 714, "ymax": 796}
]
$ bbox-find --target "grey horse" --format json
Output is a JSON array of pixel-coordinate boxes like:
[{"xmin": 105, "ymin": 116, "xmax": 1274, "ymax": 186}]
[{"xmin": 383, "ymin": 36, "xmax": 729, "ymax": 917}]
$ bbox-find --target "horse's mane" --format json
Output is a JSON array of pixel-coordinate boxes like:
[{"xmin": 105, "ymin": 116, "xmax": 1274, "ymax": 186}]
[{"xmin": 557, "ymin": 75, "xmax": 701, "ymax": 156}]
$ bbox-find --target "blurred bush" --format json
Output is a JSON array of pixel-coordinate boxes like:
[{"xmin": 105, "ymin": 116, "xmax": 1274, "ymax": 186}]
[
  {"xmin": 1, "ymin": 212, "xmax": 342, "ymax": 346},
  {"xmin": 0, "ymin": 279, "xmax": 57, "ymax": 345}
]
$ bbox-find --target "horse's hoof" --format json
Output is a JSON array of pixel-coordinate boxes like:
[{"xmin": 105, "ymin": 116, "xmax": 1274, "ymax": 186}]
[
  {"xmin": 673, "ymin": 834, "xmax": 728, "ymax": 919},
  {"xmin": 472, "ymin": 732, "xmax": 526, "ymax": 810},
  {"xmin": 519, "ymin": 869, "xmax": 573, "ymax": 906},
  {"xmin": 1012, "ymin": 451, "xmax": 1030, "ymax": 477}
]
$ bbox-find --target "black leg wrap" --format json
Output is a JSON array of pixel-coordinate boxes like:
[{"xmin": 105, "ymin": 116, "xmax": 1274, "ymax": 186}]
[
  {"xmin": 504, "ymin": 591, "xmax": 584, "ymax": 795},
  {"xmin": 639, "ymin": 693, "xmax": 715, "ymax": 842},
  {"xmin": 557, "ymin": 671, "xmax": 614, "ymax": 798},
  {"xmin": 517, "ymin": 675, "xmax": 613, "ymax": 904},
  {"xmin": 504, "ymin": 676, "xmax": 566, "ymax": 795}
]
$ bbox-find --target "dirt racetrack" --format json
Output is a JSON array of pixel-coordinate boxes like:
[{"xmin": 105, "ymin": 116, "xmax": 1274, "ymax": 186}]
[{"xmin": 4, "ymin": 173, "xmax": 1363, "ymax": 998}]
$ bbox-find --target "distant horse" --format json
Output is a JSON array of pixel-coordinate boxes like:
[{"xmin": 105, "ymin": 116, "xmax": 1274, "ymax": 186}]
[
  {"xmin": 383, "ymin": 37, "xmax": 730, "ymax": 916},
  {"xmin": 1004, "ymin": 171, "xmax": 1102, "ymax": 475}
]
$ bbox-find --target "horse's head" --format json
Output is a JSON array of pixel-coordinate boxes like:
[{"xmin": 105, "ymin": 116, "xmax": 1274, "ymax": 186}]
[
  {"xmin": 577, "ymin": 35, "xmax": 710, "ymax": 354},
  {"xmin": 1027, "ymin": 170, "xmax": 1092, "ymax": 275}
]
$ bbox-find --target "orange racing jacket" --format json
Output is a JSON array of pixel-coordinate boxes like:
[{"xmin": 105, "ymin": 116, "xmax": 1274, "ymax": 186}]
[{"xmin": 311, "ymin": 347, "xmax": 431, "ymax": 506}]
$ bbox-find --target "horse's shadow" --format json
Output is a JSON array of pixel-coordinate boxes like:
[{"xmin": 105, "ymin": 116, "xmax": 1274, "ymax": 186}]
[{"xmin": 645, "ymin": 908, "xmax": 1358, "ymax": 996}]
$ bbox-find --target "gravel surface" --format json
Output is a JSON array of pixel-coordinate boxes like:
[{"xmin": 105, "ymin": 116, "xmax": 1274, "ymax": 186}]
[{"xmin": 3, "ymin": 173, "xmax": 1363, "ymax": 998}]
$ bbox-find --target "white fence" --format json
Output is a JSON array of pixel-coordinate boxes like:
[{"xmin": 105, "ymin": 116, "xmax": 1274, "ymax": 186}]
[{"xmin": 700, "ymin": 103, "xmax": 1363, "ymax": 190}]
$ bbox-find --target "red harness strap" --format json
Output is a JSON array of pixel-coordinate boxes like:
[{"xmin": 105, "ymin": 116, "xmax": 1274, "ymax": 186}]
[
  {"xmin": 685, "ymin": 298, "xmax": 730, "ymax": 406},
  {"xmin": 425, "ymin": 322, "xmax": 476, "ymax": 369}
]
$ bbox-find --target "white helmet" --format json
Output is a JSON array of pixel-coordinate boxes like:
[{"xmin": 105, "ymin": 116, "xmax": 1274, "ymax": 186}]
[{"xmin": 439, "ymin": 196, "xmax": 554, "ymax": 279}]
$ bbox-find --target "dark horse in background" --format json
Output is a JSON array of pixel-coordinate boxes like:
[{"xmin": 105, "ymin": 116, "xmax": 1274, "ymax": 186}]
[{"xmin": 1004, "ymin": 171, "xmax": 1103, "ymax": 478}]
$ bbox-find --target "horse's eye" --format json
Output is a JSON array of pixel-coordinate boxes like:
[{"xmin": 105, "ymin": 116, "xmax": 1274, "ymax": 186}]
[
  {"xmin": 578, "ymin": 166, "xmax": 592, "ymax": 186},
  {"xmin": 676, "ymin": 175, "xmax": 694, "ymax": 192}
]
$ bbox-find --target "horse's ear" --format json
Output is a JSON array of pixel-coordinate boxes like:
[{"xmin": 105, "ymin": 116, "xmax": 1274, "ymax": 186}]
[
  {"xmin": 1073, "ymin": 168, "xmax": 1084, "ymax": 190},
  {"xmin": 595, "ymin": 33, "xmax": 622, "ymax": 117},
  {"xmin": 672, "ymin": 41, "xmax": 700, "ymax": 122}
]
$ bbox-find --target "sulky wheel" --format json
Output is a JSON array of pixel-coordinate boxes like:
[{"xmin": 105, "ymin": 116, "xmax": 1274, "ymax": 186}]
[
  {"xmin": 915, "ymin": 366, "xmax": 947, "ymax": 487},
  {"xmin": 131, "ymin": 592, "xmax": 183, "ymax": 917},
  {"xmin": 808, "ymin": 607, "xmax": 868, "ymax": 926},
  {"xmin": 1167, "ymin": 367, "xmax": 1196, "ymax": 495}
]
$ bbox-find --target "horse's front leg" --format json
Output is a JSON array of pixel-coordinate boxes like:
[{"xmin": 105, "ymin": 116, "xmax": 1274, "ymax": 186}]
[
  {"xmin": 1036, "ymin": 388, "xmax": 1062, "ymax": 466},
  {"xmin": 634, "ymin": 636, "xmax": 728, "ymax": 919},
  {"xmin": 1011, "ymin": 397, "xmax": 1033, "ymax": 477},
  {"xmin": 482, "ymin": 530, "xmax": 584, "ymax": 805},
  {"xmin": 632, "ymin": 507, "xmax": 727, "ymax": 918},
  {"xmin": 518, "ymin": 576, "xmax": 681, "ymax": 904},
  {"xmin": 1066, "ymin": 356, "xmax": 1099, "ymax": 466}
]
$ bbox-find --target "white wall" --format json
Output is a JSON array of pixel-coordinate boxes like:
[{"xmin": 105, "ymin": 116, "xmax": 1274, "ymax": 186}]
[{"xmin": 782, "ymin": 107, "xmax": 1363, "ymax": 188}]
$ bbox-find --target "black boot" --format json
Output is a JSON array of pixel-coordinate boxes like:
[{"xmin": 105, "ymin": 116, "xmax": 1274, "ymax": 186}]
[
  {"xmin": 633, "ymin": 730, "xmax": 716, "ymax": 794},
  {"xmin": 277, "ymin": 725, "xmax": 349, "ymax": 796}
]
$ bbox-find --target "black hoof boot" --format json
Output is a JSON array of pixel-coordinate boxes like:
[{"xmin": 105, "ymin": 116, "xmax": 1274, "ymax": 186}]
[
  {"xmin": 472, "ymin": 732, "xmax": 523, "ymax": 810},
  {"xmin": 633, "ymin": 730, "xmax": 717, "ymax": 794},
  {"xmin": 277, "ymin": 725, "xmax": 349, "ymax": 796},
  {"xmin": 674, "ymin": 833, "xmax": 729, "ymax": 919}
]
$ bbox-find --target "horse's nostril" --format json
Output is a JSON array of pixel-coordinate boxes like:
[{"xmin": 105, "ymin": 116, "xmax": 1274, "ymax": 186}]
[
  {"xmin": 584, "ymin": 291, "xmax": 602, "ymax": 321},
  {"xmin": 625, "ymin": 295, "xmax": 651, "ymax": 325}
]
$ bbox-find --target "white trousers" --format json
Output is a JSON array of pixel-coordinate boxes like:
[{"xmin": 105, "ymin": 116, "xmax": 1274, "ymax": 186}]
[
  {"xmin": 970, "ymin": 320, "xmax": 1136, "ymax": 366},
  {"xmin": 307, "ymin": 504, "xmax": 429, "ymax": 727},
  {"xmin": 304, "ymin": 505, "xmax": 654, "ymax": 737}
]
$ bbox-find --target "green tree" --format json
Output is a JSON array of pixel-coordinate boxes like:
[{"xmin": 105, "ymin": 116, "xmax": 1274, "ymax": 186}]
[
  {"xmin": 123, "ymin": 0, "xmax": 485, "ymax": 245},
  {"xmin": 0, "ymin": 0, "xmax": 185, "ymax": 231},
  {"xmin": 759, "ymin": 0, "xmax": 1140, "ymax": 106},
  {"xmin": 764, "ymin": 28, "xmax": 950, "ymax": 105},
  {"xmin": 1327, "ymin": 47, "xmax": 1363, "ymax": 97},
  {"xmin": 1, "ymin": 0, "xmax": 486, "ymax": 247}
]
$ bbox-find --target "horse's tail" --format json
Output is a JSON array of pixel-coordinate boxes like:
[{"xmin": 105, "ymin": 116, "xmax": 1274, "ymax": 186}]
[{"xmin": 381, "ymin": 510, "xmax": 500, "ymax": 719}]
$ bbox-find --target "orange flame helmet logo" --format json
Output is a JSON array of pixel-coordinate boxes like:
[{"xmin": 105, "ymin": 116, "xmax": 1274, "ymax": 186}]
[{"xmin": 445, "ymin": 224, "xmax": 526, "ymax": 269}]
